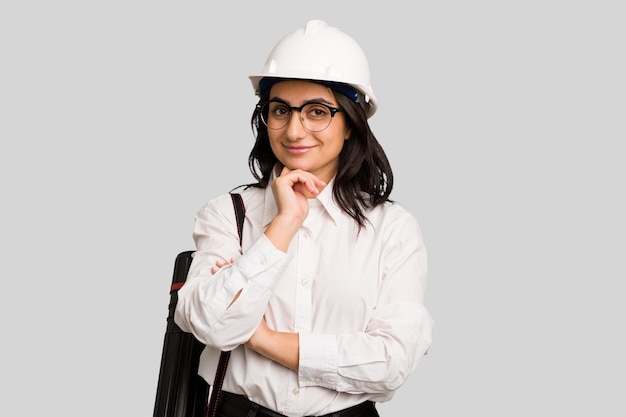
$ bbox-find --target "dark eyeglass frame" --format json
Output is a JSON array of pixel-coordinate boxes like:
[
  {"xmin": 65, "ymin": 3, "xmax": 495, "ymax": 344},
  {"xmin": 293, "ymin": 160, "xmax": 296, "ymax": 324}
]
[{"xmin": 257, "ymin": 99, "xmax": 344, "ymax": 132}]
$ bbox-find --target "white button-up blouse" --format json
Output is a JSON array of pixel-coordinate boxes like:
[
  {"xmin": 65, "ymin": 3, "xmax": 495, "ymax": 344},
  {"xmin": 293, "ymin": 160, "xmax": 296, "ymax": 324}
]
[{"xmin": 174, "ymin": 177, "xmax": 434, "ymax": 416}]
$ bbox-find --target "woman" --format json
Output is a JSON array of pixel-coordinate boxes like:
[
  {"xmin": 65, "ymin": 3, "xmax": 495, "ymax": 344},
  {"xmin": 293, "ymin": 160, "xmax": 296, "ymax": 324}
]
[{"xmin": 174, "ymin": 20, "xmax": 434, "ymax": 417}]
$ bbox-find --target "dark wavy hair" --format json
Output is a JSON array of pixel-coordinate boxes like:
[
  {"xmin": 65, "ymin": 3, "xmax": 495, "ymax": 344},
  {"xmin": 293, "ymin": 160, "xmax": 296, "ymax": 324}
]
[{"xmin": 247, "ymin": 87, "xmax": 394, "ymax": 229}]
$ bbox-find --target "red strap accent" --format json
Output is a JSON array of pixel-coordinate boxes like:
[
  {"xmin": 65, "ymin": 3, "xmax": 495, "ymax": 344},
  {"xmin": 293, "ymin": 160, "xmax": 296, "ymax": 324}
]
[{"xmin": 170, "ymin": 282, "xmax": 184, "ymax": 292}]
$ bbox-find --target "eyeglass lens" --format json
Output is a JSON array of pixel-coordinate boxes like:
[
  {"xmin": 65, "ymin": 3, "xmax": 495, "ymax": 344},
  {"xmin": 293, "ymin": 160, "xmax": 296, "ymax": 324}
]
[{"xmin": 261, "ymin": 102, "xmax": 336, "ymax": 132}]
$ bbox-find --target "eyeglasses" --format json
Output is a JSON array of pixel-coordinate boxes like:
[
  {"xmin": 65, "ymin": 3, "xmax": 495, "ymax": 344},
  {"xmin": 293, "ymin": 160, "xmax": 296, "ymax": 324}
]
[{"xmin": 258, "ymin": 100, "xmax": 344, "ymax": 132}]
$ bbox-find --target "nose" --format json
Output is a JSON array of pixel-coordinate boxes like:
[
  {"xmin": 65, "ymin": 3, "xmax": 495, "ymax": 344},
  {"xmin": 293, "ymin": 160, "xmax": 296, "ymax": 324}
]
[{"xmin": 285, "ymin": 110, "xmax": 307, "ymax": 141}]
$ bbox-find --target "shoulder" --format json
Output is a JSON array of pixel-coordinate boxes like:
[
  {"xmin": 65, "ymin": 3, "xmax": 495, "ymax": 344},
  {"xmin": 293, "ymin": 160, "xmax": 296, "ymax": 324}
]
[
  {"xmin": 369, "ymin": 200, "xmax": 418, "ymax": 224},
  {"xmin": 367, "ymin": 200, "xmax": 424, "ymax": 241},
  {"xmin": 197, "ymin": 185, "xmax": 265, "ymax": 219}
]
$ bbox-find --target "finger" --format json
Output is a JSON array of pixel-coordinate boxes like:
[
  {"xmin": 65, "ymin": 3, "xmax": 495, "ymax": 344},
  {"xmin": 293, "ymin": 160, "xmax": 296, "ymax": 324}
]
[
  {"xmin": 293, "ymin": 182, "xmax": 316, "ymax": 198},
  {"xmin": 286, "ymin": 169, "xmax": 325, "ymax": 189},
  {"xmin": 292, "ymin": 176, "xmax": 326, "ymax": 198}
]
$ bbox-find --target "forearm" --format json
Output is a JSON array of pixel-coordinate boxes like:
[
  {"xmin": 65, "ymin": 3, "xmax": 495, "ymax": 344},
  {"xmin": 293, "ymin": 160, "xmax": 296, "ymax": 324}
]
[
  {"xmin": 175, "ymin": 235, "xmax": 289, "ymax": 349},
  {"xmin": 264, "ymin": 213, "xmax": 301, "ymax": 253},
  {"xmin": 246, "ymin": 320, "xmax": 300, "ymax": 371}
]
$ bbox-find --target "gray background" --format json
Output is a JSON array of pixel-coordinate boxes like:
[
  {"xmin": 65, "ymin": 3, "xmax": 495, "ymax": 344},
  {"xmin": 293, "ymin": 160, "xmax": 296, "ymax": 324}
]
[{"xmin": 1, "ymin": 1, "xmax": 624, "ymax": 416}]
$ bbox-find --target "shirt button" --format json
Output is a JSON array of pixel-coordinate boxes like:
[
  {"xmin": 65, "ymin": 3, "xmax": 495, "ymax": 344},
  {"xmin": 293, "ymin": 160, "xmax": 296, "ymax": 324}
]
[
  {"xmin": 300, "ymin": 279, "xmax": 309, "ymax": 286},
  {"xmin": 292, "ymin": 388, "xmax": 300, "ymax": 395},
  {"xmin": 313, "ymin": 376, "xmax": 321, "ymax": 384},
  {"xmin": 302, "ymin": 230, "xmax": 312, "ymax": 239}
]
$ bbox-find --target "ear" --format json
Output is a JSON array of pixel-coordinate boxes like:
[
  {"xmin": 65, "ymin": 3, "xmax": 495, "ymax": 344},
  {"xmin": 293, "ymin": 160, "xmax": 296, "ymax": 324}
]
[{"xmin": 344, "ymin": 127, "xmax": 352, "ymax": 140}]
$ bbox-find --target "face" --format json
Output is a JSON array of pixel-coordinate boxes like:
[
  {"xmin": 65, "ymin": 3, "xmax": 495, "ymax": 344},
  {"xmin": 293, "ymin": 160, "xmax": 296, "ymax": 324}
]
[{"xmin": 267, "ymin": 80, "xmax": 351, "ymax": 184}]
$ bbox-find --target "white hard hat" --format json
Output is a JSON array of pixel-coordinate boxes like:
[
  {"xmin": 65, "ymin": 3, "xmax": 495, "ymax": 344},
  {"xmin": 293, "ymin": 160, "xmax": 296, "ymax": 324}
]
[{"xmin": 249, "ymin": 20, "xmax": 377, "ymax": 118}]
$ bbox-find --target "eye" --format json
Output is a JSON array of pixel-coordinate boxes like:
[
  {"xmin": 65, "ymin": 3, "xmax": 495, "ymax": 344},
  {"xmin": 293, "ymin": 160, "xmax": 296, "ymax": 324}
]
[
  {"xmin": 304, "ymin": 103, "xmax": 330, "ymax": 120},
  {"xmin": 269, "ymin": 103, "xmax": 291, "ymax": 119}
]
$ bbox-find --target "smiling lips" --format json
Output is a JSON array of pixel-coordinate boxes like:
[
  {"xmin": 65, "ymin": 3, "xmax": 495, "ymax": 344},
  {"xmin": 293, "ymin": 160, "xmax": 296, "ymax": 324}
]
[{"xmin": 284, "ymin": 145, "xmax": 314, "ymax": 155}]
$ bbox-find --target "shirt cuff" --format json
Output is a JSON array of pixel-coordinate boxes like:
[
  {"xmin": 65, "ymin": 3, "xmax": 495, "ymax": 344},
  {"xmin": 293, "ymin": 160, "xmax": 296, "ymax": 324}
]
[
  {"xmin": 236, "ymin": 234, "xmax": 289, "ymax": 289},
  {"xmin": 298, "ymin": 332, "xmax": 338, "ymax": 389}
]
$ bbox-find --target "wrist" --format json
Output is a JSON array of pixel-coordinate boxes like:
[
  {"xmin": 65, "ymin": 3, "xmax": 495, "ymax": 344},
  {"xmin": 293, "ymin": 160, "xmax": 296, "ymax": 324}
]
[{"xmin": 265, "ymin": 214, "xmax": 301, "ymax": 252}]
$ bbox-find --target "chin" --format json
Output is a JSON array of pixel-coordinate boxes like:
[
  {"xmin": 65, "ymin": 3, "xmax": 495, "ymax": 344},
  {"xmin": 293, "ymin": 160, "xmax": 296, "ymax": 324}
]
[{"xmin": 280, "ymin": 159, "xmax": 313, "ymax": 172}]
